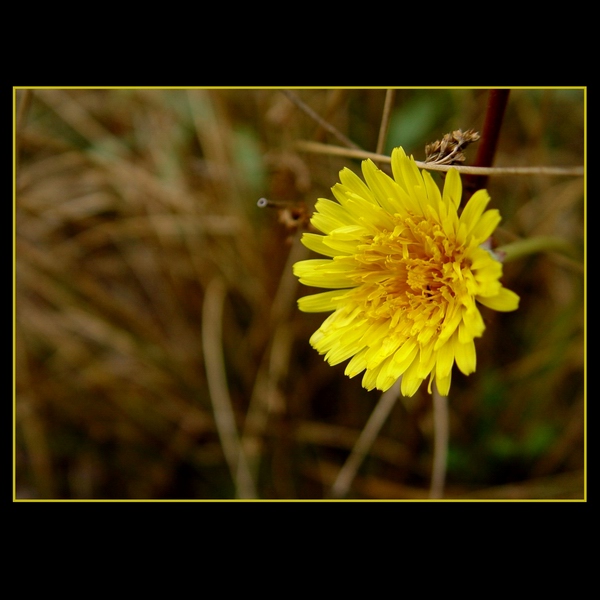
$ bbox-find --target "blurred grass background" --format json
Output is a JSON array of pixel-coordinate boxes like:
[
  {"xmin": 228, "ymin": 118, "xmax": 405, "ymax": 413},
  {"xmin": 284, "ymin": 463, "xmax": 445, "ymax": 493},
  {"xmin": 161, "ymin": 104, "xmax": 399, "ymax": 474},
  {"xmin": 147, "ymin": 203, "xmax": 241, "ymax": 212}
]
[{"xmin": 14, "ymin": 88, "xmax": 585, "ymax": 500}]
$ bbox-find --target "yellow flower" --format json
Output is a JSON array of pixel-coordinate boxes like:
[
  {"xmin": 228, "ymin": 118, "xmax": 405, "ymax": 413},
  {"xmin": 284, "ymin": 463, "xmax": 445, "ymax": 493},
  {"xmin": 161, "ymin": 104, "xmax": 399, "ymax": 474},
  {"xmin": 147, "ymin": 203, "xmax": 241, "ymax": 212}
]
[{"xmin": 293, "ymin": 147, "xmax": 519, "ymax": 397}]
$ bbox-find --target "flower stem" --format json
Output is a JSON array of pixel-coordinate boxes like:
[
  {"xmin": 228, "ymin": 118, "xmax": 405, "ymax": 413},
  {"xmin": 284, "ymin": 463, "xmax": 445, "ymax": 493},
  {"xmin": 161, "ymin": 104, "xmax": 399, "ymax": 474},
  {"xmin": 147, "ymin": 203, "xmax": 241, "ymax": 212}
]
[{"xmin": 429, "ymin": 385, "xmax": 449, "ymax": 499}]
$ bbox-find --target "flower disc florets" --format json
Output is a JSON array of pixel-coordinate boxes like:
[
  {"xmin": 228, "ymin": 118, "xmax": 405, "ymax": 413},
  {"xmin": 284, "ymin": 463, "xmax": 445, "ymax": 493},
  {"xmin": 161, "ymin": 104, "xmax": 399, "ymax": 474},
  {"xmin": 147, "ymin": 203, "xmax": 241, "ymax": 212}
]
[{"xmin": 293, "ymin": 147, "xmax": 519, "ymax": 397}]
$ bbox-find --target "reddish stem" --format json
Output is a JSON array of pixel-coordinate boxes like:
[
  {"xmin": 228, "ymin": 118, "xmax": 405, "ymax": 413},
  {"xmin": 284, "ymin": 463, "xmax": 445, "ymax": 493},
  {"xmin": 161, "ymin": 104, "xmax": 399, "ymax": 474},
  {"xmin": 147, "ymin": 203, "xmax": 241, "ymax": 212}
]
[{"xmin": 463, "ymin": 89, "xmax": 510, "ymax": 196}]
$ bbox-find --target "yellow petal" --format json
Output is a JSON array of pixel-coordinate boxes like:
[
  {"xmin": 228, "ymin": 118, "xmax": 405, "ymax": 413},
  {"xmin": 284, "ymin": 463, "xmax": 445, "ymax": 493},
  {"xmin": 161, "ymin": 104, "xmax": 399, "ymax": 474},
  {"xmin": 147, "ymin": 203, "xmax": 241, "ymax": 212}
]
[
  {"xmin": 435, "ymin": 339, "xmax": 455, "ymax": 380},
  {"xmin": 442, "ymin": 168, "xmax": 462, "ymax": 210},
  {"xmin": 400, "ymin": 357, "xmax": 425, "ymax": 397},
  {"xmin": 292, "ymin": 259, "xmax": 356, "ymax": 288},
  {"xmin": 301, "ymin": 233, "xmax": 345, "ymax": 257},
  {"xmin": 344, "ymin": 347, "xmax": 369, "ymax": 379},
  {"xmin": 459, "ymin": 189, "xmax": 491, "ymax": 232},
  {"xmin": 453, "ymin": 336, "xmax": 476, "ymax": 375},
  {"xmin": 422, "ymin": 169, "xmax": 443, "ymax": 207},
  {"xmin": 392, "ymin": 340, "xmax": 419, "ymax": 373},
  {"xmin": 434, "ymin": 371, "xmax": 452, "ymax": 397},
  {"xmin": 394, "ymin": 149, "xmax": 424, "ymax": 196},
  {"xmin": 477, "ymin": 287, "xmax": 520, "ymax": 311},
  {"xmin": 470, "ymin": 209, "xmax": 501, "ymax": 244},
  {"xmin": 298, "ymin": 290, "xmax": 347, "ymax": 312},
  {"xmin": 338, "ymin": 167, "xmax": 377, "ymax": 204}
]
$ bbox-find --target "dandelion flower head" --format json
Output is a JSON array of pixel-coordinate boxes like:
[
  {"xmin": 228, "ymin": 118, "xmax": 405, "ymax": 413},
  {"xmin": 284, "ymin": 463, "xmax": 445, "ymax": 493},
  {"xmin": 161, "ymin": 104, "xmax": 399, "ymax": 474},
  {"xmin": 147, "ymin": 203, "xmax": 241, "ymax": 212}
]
[{"xmin": 293, "ymin": 147, "xmax": 519, "ymax": 397}]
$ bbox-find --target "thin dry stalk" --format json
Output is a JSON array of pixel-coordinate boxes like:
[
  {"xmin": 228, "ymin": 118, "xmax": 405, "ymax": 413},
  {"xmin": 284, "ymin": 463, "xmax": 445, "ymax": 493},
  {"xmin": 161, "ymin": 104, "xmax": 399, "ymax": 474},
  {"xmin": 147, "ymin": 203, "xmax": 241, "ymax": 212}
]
[
  {"xmin": 294, "ymin": 140, "xmax": 584, "ymax": 176},
  {"xmin": 202, "ymin": 278, "xmax": 257, "ymax": 499},
  {"xmin": 376, "ymin": 89, "xmax": 396, "ymax": 155},
  {"xmin": 329, "ymin": 379, "xmax": 401, "ymax": 498},
  {"xmin": 281, "ymin": 91, "xmax": 362, "ymax": 151},
  {"xmin": 239, "ymin": 323, "xmax": 293, "ymax": 484},
  {"xmin": 429, "ymin": 387, "xmax": 449, "ymax": 499}
]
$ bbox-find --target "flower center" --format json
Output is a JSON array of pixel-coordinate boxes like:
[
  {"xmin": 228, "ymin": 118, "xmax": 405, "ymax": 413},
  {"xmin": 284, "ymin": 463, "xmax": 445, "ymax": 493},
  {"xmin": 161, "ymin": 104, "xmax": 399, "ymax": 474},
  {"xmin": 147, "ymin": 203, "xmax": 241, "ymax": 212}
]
[
  {"xmin": 405, "ymin": 259, "xmax": 441, "ymax": 295},
  {"xmin": 352, "ymin": 214, "xmax": 469, "ymax": 329}
]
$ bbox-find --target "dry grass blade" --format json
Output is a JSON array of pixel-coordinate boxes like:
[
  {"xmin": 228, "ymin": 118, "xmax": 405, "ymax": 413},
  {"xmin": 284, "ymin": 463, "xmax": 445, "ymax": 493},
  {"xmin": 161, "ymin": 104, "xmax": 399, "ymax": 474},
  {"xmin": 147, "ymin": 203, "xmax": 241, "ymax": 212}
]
[{"xmin": 202, "ymin": 278, "xmax": 257, "ymax": 499}]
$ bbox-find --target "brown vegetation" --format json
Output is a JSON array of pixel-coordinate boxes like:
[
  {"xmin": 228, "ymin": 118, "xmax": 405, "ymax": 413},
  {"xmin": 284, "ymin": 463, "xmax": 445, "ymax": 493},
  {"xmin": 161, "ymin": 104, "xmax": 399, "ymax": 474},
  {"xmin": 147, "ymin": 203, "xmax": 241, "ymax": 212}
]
[{"xmin": 15, "ymin": 88, "xmax": 585, "ymax": 500}]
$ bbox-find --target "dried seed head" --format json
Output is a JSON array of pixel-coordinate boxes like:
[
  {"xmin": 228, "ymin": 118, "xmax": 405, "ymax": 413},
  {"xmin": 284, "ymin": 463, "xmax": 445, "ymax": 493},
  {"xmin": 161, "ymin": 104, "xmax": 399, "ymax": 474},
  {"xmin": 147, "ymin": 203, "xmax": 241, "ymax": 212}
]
[{"xmin": 425, "ymin": 129, "xmax": 481, "ymax": 166}]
